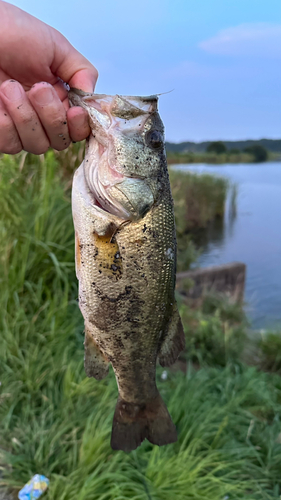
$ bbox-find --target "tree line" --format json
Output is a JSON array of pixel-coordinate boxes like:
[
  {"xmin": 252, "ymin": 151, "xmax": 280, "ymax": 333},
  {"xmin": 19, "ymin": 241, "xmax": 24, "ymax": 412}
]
[{"xmin": 206, "ymin": 141, "xmax": 268, "ymax": 162}]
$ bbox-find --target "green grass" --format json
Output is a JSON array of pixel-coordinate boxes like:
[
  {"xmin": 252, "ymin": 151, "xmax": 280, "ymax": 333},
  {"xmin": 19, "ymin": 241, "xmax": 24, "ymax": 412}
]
[
  {"xmin": 169, "ymin": 169, "xmax": 230, "ymax": 271},
  {"xmin": 1, "ymin": 152, "xmax": 281, "ymax": 499},
  {"xmin": 178, "ymin": 293, "xmax": 248, "ymax": 367},
  {"xmin": 169, "ymin": 169, "xmax": 229, "ymax": 234},
  {"xmin": 258, "ymin": 332, "xmax": 281, "ymax": 373}
]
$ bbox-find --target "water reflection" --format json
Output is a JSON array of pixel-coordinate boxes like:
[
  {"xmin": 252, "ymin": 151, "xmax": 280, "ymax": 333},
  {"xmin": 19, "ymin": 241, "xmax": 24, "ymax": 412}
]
[
  {"xmin": 173, "ymin": 162, "xmax": 281, "ymax": 330},
  {"xmin": 191, "ymin": 216, "xmax": 225, "ymax": 251}
]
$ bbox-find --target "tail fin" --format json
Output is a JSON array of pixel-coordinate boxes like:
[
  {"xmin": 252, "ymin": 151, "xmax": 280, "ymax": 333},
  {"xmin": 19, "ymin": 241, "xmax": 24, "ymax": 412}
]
[{"xmin": 110, "ymin": 393, "xmax": 177, "ymax": 452}]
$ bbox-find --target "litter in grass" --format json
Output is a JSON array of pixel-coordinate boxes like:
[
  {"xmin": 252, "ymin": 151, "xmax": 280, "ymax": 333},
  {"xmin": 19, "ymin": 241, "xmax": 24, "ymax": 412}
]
[{"xmin": 18, "ymin": 475, "xmax": 49, "ymax": 500}]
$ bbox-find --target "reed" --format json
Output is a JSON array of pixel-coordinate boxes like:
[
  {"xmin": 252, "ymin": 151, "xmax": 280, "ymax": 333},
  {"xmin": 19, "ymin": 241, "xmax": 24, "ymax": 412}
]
[{"xmin": 169, "ymin": 169, "xmax": 229, "ymax": 234}]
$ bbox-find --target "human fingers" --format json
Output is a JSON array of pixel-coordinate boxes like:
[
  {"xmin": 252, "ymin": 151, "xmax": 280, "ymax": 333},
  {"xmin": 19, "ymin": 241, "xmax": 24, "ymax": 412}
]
[
  {"xmin": 0, "ymin": 80, "xmax": 50, "ymax": 155},
  {"xmin": 53, "ymin": 31, "xmax": 98, "ymax": 92},
  {"xmin": 67, "ymin": 106, "xmax": 91, "ymax": 142},
  {"xmin": 0, "ymin": 95, "xmax": 22, "ymax": 154},
  {"xmin": 52, "ymin": 79, "xmax": 69, "ymax": 102},
  {"xmin": 53, "ymin": 35, "xmax": 98, "ymax": 141},
  {"xmin": 28, "ymin": 82, "xmax": 71, "ymax": 151},
  {"xmin": 30, "ymin": 81, "xmax": 90, "ymax": 144},
  {"xmin": 68, "ymin": 68, "xmax": 98, "ymax": 93}
]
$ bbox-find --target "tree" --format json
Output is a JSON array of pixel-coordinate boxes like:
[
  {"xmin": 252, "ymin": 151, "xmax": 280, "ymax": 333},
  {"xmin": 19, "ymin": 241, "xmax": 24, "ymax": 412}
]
[
  {"xmin": 206, "ymin": 141, "xmax": 227, "ymax": 154},
  {"xmin": 244, "ymin": 145, "xmax": 268, "ymax": 163}
]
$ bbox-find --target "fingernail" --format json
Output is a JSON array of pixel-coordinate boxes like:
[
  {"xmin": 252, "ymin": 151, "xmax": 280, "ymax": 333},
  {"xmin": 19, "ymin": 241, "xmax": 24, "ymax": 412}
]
[
  {"xmin": 1, "ymin": 80, "xmax": 24, "ymax": 101},
  {"xmin": 33, "ymin": 87, "xmax": 54, "ymax": 106}
]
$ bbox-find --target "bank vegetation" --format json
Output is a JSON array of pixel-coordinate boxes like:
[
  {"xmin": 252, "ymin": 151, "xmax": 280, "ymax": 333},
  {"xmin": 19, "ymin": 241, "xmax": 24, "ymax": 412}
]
[{"xmin": 0, "ymin": 149, "xmax": 281, "ymax": 500}]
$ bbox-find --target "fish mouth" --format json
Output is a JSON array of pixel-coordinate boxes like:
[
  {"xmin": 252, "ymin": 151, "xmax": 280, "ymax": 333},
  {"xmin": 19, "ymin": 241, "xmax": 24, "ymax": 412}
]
[
  {"xmin": 68, "ymin": 88, "xmax": 159, "ymax": 116},
  {"xmin": 69, "ymin": 89, "xmax": 157, "ymax": 221},
  {"xmin": 110, "ymin": 178, "xmax": 155, "ymax": 220},
  {"xmin": 83, "ymin": 134, "xmax": 155, "ymax": 221}
]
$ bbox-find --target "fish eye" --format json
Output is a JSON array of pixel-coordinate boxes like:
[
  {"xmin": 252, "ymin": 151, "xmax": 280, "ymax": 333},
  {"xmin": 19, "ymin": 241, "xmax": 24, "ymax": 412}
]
[{"xmin": 145, "ymin": 130, "xmax": 163, "ymax": 149}]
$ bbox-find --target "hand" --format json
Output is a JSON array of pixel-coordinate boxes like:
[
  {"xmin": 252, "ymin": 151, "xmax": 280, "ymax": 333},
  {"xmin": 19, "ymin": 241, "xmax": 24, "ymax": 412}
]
[{"xmin": 0, "ymin": 1, "xmax": 98, "ymax": 155}]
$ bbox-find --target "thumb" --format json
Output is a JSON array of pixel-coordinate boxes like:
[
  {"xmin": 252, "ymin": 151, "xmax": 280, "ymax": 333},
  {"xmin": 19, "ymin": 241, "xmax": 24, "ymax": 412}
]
[
  {"xmin": 51, "ymin": 30, "xmax": 98, "ymax": 92},
  {"xmin": 68, "ymin": 68, "xmax": 98, "ymax": 93}
]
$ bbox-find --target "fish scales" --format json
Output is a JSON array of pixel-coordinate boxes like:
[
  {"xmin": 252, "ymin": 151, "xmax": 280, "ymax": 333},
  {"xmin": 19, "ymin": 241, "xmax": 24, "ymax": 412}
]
[
  {"xmin": 69, "ymin": 89, "xmax": 185, "ymax": 452},
  {"xmin": 77, "ymin": 196, "xmax": 175, "ymax": 400}
]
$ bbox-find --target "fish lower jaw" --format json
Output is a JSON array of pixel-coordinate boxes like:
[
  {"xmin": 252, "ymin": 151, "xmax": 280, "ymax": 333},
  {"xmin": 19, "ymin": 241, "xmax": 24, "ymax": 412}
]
[
  {"xmin": 96, "ymin": 195, "xmax": 131, "ymax": 220},
  {"xmin": 86, "ymin": 167, "xmax": 148, "ymax": 221},
  {"xmin": 89, "ymin": 184, "xmax": 131, "ymax": 220}
]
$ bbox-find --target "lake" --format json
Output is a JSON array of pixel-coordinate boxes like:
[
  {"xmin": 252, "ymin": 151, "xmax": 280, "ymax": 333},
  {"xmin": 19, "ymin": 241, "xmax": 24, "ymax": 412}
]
[{"xmin": 172, "ymin": 162, "xmax": 281, "ymax": 330}]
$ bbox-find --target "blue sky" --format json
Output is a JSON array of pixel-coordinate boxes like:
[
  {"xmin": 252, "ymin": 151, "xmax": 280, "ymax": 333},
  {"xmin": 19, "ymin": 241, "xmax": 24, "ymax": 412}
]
[{"xmin": 10, "ymin": 0, "xmax": 281, "ymax": 142}]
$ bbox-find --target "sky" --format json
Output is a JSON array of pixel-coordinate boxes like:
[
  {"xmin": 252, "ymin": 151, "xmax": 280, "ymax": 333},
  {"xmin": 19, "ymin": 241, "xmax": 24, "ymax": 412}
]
[{"xmin": 10, "ymin": 0, "xmax": 281, "ymax": 142}]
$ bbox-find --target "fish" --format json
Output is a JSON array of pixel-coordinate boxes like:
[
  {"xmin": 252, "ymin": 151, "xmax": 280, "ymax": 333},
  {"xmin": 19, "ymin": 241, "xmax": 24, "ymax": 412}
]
[{"xmin": 68, "ymin": 88, "xmax": 185, "ymax": 452}]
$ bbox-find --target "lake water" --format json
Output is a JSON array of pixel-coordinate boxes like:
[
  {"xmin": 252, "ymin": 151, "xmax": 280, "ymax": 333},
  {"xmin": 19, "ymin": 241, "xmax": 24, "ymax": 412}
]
[{"xmin": 172, "ymin": 162, "xmax": 281, "ymax": 330}]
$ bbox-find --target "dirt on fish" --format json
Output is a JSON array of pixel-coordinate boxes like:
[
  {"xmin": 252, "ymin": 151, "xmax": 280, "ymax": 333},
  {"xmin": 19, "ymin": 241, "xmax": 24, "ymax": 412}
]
[{"xmin": 69, "ymin": 89, "xmax": 185, "ymax": 452}]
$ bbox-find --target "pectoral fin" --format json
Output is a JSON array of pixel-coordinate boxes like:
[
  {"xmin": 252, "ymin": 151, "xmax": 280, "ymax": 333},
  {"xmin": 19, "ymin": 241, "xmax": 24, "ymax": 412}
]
[
  {"xmin": 84, "ymin": 327, "xmax": 109, "ymax": 380},
  {"xmin": 158, "ymin": 303, "xmax": 185, "ymax": 367}
]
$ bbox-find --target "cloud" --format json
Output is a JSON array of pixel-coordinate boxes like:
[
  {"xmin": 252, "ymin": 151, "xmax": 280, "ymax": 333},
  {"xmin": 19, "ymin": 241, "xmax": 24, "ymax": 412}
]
[{"xmin": 199, "ymin": 23, "xmax": 281, "ymax": 58}]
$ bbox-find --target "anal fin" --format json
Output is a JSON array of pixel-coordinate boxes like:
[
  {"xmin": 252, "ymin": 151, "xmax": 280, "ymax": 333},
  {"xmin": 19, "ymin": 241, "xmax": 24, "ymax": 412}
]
[
  {"xmin": 158, "ymin": 303, "xmax": 185, "ymax": 367},
  {"xmin": 84, "ymin": 327, "xmax": 109, "ymax": 380}
]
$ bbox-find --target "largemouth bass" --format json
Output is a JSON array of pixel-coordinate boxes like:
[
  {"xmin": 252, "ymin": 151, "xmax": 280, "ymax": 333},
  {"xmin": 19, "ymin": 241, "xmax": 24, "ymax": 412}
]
[{"xmin": 69, "ymin": 88, "xmax": 185, "ymax": 452}]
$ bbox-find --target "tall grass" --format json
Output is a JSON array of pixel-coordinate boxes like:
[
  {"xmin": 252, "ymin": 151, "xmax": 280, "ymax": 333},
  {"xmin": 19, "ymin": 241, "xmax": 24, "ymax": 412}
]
[
  {"xmin": 1, "ymin": 152, "xmax": 281, "ymax": 499},
  {"xmin": 169, "ymin": 169, "xmax": 228, "ymax": 234},
  {"xmin": 178, "ymin": 293, "xmax": 248, "ymax": 367},
  {"xmin": 169, "ymin": 169, "xmax": 229, "ymax": 271}
]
